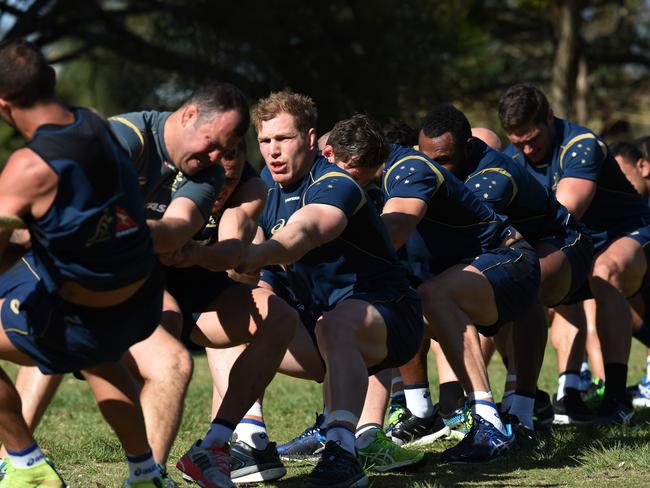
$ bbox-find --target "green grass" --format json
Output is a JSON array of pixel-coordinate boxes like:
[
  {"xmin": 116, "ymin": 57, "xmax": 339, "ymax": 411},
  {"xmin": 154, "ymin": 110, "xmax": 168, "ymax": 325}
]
[{"xmin": 7, "ymin": 340, "xmax": 650, "ymax": 487}]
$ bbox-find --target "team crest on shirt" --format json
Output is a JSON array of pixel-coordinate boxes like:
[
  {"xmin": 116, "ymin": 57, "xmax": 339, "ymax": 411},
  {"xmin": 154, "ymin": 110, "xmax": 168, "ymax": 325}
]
[
  {"xmin": 86, "ymin": 207, "xmax": 114, "ymax": 247},
  {"xmin": 115, "ymin": 205, "xmax": 139, "ymax": 237}
]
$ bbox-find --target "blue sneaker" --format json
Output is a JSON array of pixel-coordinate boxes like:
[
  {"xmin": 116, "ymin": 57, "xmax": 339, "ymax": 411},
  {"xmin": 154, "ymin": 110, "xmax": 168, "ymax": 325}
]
[
  {"xmin": 277, "ymin": 413, "xmax": 326, "ymax": 461},
  {"xmin": 441, "ymin": 414, "xmax": 516, "ymax": 463},
  {"xmin": 630, "ymin": 376, "xmax": 650, "ymax": 408}
]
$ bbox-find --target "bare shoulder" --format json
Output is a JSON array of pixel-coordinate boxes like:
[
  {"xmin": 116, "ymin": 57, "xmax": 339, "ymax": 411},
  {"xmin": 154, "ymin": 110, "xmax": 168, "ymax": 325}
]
[{"xmin": 2, "ymin": 148, "xmax": 58, "ymax": 196}]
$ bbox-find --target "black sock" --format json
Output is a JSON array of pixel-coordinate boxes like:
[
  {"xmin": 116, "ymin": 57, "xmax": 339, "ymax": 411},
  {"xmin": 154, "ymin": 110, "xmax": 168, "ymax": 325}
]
[
  {"xmin": 604, "ymin": 362, "xmax": 628, "ymax": 403},
  {"xmin": 439, "ymin": 381, "xmax": 465, "ymax": 414},
  {"xmin": 633, "ymin": 322, "xmax": 650, "ymax": 348}
]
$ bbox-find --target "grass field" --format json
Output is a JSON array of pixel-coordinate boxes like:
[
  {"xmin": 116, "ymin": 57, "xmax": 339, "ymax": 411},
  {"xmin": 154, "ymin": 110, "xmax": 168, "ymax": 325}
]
[{"xmin": 10, "ymin": 339, "xmax": 650, "ymax": 487}]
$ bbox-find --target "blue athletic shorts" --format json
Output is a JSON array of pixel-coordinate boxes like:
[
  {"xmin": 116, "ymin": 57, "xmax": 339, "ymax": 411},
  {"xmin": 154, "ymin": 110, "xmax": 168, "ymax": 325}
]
[
  {"xmin": 260, "ymin": 267, "xmax": 423, "ymax": 375},
  {"xmin": 469, "ymin": 240, "xmax": 541, "ymax": 336},
  {"xmin": 0, "ymin": 255, "xmax": 163, "ymax": 374},
  {"xmin": 537, "ymin": 227, "xmax": 594, "ymax": 306}
]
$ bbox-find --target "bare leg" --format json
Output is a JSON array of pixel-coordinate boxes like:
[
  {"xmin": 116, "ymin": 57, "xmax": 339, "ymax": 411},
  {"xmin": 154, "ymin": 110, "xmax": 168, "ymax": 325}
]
[
  {"xmin": 583, "ymin": 299, "xmax": 605, "ymax": 381},
  {"xmin": 358, "ymin": 370, "xmax": 391, "ymax": 428}
]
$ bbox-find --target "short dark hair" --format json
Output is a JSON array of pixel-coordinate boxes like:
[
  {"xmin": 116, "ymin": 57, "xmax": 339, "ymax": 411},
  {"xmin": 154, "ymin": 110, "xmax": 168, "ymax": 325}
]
[
  {"xmin": 634, "ymin": 136, "xmax": 650, "ymax": 160},
  {"xmin": 0, "ymin": 39, "xmax": 55, "ymax": 107},
  {"xmin": 183, "ymin": 82, "xmax": 250, "ymax": 137},
  {"xmin": 611, "ymin": 141, "xmax": 641, "ymax": 165},
  {"xmin": 328, "ymin": 114, "xmax": 390, "ymax": 169},
  {"xmin": 498, "ymin": 84, "xmax": 550, "ymax": 131},
  {"xmin": 420, "ymin": 104, "xmax": 471, "ymax": 150},
  {"xmin": 383, "ymin": 119, "xmax": 418, "ymax": 147}
]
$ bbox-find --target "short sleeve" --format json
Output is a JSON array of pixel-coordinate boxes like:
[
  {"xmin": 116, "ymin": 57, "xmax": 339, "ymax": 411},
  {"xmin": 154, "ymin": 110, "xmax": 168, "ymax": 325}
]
[
  {"xmin": 109, "ymin": 116, "xmax": 145, "ymax": 163},
  {"xmin": 465, "ymin": 168, "xmax": 516, "ymax": 214},
  {"xmin": 171, "ymin": 165, "xmax": 225, "ymax": 221},
  {"xmin": 560, "ymin": 135, "xmax": 605, "ymax": 182},
  {"xmin": 383, "ymin": 156, "xmax": 443, "ymax": 202},
  {"xmin": 303, "ymin": 172, "xmax": 365, "ymax": 218}
]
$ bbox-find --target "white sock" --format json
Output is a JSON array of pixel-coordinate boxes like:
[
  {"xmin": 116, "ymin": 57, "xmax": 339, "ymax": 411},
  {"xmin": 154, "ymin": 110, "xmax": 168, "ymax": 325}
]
[
  {"xmin": 355, "ymin": 423, "xmax": 380, "ymax": 449},
  {"xmin": 126, "ymin": 450, "xmax": 158, "ymax": 482},
  {"xmin": 509, "ymin": 394, "xmax": 535, "ymax": 430},
  {"xmin": 201, "ymin": 421, "xmax": 233, "ymax": 447},
  {"xmin": 404, "ymin": 383, "xmax": 434, "ymax": 418},
  {"xmin": 557, "ymin": 372, "xmax": 580, "ymax": 400},
  {"xmin": 234, "ymin": 402, "xmax": 268, "ymax": 450},
  {"xmin": 326, "ymin": 425, "xmax": 356, "ymax": 455},
  {"xmin": 646, "ymin": 355, "xmax": 650, "ymax": 379},
  {"xmin": 6, "ymin": 442, "xmax": 46, "ymax": 469},
  {"xmin": 468, "ymin": 391, "xmax": 506, "ymax": 435}
]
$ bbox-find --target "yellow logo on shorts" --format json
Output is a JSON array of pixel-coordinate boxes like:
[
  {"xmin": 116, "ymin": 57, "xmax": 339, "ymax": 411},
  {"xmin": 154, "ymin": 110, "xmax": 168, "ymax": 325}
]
[{"xmin": 9, "ymin": 299, "xmax": 20, "ymax": 315}]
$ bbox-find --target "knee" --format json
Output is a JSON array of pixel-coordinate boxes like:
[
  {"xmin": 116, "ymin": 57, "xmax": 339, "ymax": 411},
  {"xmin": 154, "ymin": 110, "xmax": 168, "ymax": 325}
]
[
  {"xmin": 264, "ymin": 299, "xmax": 299, "ymax": 343},
  {"xmin": 147, "ymin": 341, "xmax": 193, "ymax": 384},
  {"xmin": 591, "ymin": 260, "xmax": 622, "ymax": 292},
  {"xmin": 315, "ymin": 316, "xmax": 352, "ymax": 352}
]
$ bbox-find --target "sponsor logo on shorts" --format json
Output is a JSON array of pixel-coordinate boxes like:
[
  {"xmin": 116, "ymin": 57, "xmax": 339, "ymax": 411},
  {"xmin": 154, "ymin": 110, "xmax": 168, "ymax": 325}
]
[
  {"xmin": 285, "ymin": 196, "xmax": 300, "ymax": 202},
  {"xmin": 145, "ymin": 202, "xmax": 167, "ymax": 214},
  {"xmin": 86, "ymin": 208, "xmax": 114, "ymax": 247}
]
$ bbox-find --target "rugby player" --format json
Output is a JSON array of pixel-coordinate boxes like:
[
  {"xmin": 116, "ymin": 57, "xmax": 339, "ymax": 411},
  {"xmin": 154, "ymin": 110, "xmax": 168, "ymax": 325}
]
[
  {"xmin": 499, "ymin": 84, "xmax": 650, "ymax": 424},
  {"xmin": 414, "ymin": 104, "xmax": 592, "ymax": 434},
  {"xmin": 0, "ymin": 39, "xmax": 164, "ymax": 487},
  {"xmin": 9, "ymin": 82, "xmax": 249, "ymax": 486}
]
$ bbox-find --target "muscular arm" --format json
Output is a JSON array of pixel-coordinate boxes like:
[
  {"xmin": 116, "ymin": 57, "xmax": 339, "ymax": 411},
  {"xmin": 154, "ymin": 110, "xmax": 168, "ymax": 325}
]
[
  {"xmin": 147, "ymin": 196, "xmax": 205, "ymax": 253},
  {"xmin": 555, "ymin": 177, "xmax": 596, "ymax": 220},
  {"xmin": 381, "ymin": 197, "xmax": 429, "ymax": 250},
  {"xmin": 169, "ymin": 178, "xmax": 267, "ymax": 271},
  {"xmin": 238, "ymin": 203, "xmax": 347, "ymax": 272},
  {"xmin": 0, "ymin": 149, "xmax": 57, "ymax": 269}
]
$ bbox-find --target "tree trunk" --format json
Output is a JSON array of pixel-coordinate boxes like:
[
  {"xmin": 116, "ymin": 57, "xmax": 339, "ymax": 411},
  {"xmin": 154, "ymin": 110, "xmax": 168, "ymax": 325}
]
[{"xmin": 551, "ymin": 0, "xmax": 583, "ymax": 119}]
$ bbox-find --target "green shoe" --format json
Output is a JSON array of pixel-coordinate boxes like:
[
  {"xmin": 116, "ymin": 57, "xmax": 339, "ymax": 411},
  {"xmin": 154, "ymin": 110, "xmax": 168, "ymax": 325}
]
[
  {"xmin": 442, "ymin": 403, "xmax": 472, "ymax": 440},
  {"xmin": 386, "ymin": 402, "xmax": 407, "ymax": 433},
  {"xmin": 357, "ymin": 430, "xmax": 424, "ymax": 472},
  {"xmin": 157, "ymin": 464, "xmax": 179, "ymax": 488},
  {"xmin": 0, "ymin": 458, "xmax": 68, "ymax": 488},
  {"xmin": 582, "ymin": 378, "xmax": 606, "ymax": 410}
]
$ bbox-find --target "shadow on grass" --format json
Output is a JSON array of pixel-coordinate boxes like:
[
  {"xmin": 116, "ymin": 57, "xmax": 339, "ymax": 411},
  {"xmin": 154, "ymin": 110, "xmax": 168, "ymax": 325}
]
[{"xmin": 272, "ymin": 411, "xmax": 650, "ymax": 487}]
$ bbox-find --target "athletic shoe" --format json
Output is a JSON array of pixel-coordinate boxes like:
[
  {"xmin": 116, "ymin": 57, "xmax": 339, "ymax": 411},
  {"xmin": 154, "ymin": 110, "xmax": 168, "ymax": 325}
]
[
  {"xmin": 303, "ymin": 441, "xmax": 368, "ymax": 488},
  {"xmin": 0, "ymin": 459, "xmax": 6, "ymax": 481},
  {"xmin": 122, "ymin": 478, "xmax": 163, "ymax": 487},
  {"xmin": 582, "ymin": 378, "xmax": 606, "ymax": 410},
  {"xmin": 277, "ymin": 413, "xmax": 326, "ymax": 461},
  {"xmin": 533, "ymin": 389, "xmax": 554, "ymax": 431},
  {"xmin": 389, "ymin": 407, "xmax": 445, "ymax": 446},
  {"xmin": 508, "ymin": 415, "xmax": 544, "ymax": 451},
  {"xmin": 176, "ymin": 440, "xmax": 235, "ymax": 488},
  {"xmin": 229, "ymin": 438, "xmax": 286, "ymax": 483},
  {"xmin": 357, "ymin": 430, "xmax": 424, "ymax": 472},
  {"xmin": 441, "ymin": 403, "xmax": 472, "ymax": 440},
  {"xmin": 579, "ymin": 366, "xmax": 593, "ymax": 392},
  {"xmin": 552, "ymin": 389, "xmax": 595, "ymax": 425},
  {"xmin": 386, "ymin": 401, "xmax": 407, "ymax": 434},
  {"xmin": 440, "ymin": 414, "xmax": 516, "ymax": 464},
  {"xmin": 0, "ymin": 458, "xmax": 69, "ymax": 488},
  {"xmin": 156, "ymin": 464, "xmax": 178, "ymax": 488},
  {"xmin": 594, "ymin": 398, "xmax": 634, "ymax": 426},
  {"xmin": 629, "ymin": 376, "xmax": 650, "ymax": 408}
]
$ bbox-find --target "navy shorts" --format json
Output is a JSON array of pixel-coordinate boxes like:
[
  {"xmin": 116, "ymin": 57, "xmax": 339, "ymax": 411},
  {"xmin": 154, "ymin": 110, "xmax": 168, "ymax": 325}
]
[
  {"xmin": 165, "ymin": 266, "xmax": 239, "ymax": 341},
  {"xmin": 537, "ymin": 228, "xmax": 594, "ymax": 306},
  {"xmin": 0, "ymin": 256, "xmax": 163, "ymax": 374},
  {"xmin": 469, "ymin": 240, "xmax": 541, "ymax": 336},
  {"xmin": 260, "ymin": 268, "xmax": 423, "ymax": 375}
]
